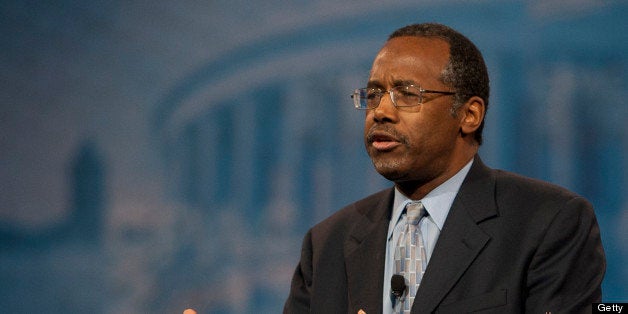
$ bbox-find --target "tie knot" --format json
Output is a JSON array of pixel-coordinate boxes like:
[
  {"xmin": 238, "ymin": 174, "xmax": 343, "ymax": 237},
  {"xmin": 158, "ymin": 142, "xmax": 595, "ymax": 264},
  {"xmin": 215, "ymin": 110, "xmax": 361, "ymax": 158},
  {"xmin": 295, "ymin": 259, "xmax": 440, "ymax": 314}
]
[{"xmin": 405, "ymin": 202, "xmax": 426, "ymax": 225}]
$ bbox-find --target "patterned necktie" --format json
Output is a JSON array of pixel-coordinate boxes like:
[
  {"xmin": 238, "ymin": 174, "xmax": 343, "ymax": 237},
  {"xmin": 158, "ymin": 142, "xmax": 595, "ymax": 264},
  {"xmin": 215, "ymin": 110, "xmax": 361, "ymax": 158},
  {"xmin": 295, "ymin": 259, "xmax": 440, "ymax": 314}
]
[{"xmin": 394, "ymin": 202, "xmax": 428, "ymax": 314}]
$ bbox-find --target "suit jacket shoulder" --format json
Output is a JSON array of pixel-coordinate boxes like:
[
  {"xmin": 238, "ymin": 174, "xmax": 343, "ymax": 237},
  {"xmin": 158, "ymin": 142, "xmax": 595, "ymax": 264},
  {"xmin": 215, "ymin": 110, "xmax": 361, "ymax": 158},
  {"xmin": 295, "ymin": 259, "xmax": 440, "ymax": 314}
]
[
  {"xmin": 310, "ymin": 188, "xmax": 393, "ymax": 243},
  {"xmin": 284, "ymin": 188, "xmax": 394, "ymax": 313},
  {"xmin": 415, "ymin": 157, "xmax": 605, "ymax": 313},
  {"xmin": 493, "ymin": 167, "xmax": 591, "ymax": 206}
]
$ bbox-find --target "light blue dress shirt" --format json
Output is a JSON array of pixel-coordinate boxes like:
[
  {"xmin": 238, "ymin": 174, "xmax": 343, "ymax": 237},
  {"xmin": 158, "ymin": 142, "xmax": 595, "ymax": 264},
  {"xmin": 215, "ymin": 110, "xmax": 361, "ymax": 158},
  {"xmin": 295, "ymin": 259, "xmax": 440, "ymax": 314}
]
[{"xmin": 382, "ymin": 160, "xmax": 473, "ymax": 314}]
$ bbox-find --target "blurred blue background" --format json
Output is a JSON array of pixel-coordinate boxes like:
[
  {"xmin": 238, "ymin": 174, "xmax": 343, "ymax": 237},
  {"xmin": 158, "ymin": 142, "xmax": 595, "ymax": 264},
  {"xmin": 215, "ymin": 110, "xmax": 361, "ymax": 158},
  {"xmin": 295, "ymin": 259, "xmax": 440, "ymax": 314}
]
[{"xmin": 1, "ymin": 1, "xmax": 626, "ymax": 313}]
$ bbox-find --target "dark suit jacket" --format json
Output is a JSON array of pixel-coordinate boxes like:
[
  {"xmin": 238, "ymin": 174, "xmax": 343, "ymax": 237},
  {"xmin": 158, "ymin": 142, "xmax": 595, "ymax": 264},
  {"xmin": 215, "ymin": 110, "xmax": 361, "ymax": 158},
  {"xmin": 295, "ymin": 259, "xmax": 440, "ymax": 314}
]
[{"xmin": 284, "ymin": 157, "xmax": 605, "ymax": 314}]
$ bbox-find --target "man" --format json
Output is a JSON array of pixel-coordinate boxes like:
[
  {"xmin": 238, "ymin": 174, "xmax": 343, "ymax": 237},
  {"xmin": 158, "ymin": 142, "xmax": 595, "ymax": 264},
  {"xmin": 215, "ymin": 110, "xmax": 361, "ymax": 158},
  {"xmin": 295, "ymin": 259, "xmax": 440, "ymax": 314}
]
[{"xmin": 284, "ymin": 23, "xmax": 605, "ymax": 314}]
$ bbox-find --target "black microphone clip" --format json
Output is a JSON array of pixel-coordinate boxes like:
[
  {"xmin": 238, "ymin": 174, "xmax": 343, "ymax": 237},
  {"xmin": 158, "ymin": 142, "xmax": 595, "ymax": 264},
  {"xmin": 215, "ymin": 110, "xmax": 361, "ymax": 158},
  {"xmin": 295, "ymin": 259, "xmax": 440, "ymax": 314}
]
[{"xmin": 391, "ymin": 274, "xmax": 407, "ymax": 299}]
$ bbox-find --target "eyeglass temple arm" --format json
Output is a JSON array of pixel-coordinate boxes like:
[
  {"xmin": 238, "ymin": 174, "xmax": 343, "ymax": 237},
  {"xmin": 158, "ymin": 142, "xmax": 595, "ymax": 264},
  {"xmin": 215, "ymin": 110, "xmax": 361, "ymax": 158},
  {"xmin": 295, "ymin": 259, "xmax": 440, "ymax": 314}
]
[{"xmin": 421, "ymin": 89, "xmax": 456, "ymax": 95}]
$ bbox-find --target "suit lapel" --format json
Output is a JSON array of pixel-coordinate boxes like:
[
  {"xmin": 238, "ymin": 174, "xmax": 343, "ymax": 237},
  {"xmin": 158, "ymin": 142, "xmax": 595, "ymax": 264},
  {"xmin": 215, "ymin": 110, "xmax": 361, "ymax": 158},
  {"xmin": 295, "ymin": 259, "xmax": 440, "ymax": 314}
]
[
  {"xmin": 345, "ymin": 189, "xmax": 394, "ymax": 313},
  {"xmin": 413, "ymin": 157, "xmax": 499, "ymax": 313}
]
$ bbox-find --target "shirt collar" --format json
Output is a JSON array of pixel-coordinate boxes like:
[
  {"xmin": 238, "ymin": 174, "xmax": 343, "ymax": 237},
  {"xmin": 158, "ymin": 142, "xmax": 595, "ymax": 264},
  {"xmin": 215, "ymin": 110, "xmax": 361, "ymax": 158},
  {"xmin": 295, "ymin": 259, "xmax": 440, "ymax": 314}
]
[{"xmin": 388, "ymin": 159, "xmax": 474, "ymax": 239}]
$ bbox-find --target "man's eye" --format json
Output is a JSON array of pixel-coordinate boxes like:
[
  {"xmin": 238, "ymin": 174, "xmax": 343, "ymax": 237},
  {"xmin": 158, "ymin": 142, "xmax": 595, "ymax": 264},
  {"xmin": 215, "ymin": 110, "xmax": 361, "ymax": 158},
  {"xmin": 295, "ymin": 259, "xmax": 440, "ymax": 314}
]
[
  {"xmin": 366, "ymin": 90, "xmax": 382, "ymax": 99},
  {"xmin": 399, "ymin": 91, "xmax": 419, "ymax": 97},
  {"xmin": 397, "ymin": 87, "xmax": 419, "ymax": 97}
]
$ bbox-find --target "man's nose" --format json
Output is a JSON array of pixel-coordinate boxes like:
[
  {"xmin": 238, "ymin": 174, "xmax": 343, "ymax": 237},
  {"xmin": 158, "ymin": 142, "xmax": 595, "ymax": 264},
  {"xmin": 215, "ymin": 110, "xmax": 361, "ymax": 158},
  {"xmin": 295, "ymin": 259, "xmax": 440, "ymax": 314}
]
[{"xmin": 372, "ymin": 92, "xmax": 398, "ymax": 123}]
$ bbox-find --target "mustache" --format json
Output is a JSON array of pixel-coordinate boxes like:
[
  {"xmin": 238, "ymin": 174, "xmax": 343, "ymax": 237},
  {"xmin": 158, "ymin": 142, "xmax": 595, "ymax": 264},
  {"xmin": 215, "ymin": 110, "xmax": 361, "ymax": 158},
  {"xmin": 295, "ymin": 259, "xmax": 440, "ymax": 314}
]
[{"xmin": 366, "ymin": 125, "xmax": 409, "ymax": 145}]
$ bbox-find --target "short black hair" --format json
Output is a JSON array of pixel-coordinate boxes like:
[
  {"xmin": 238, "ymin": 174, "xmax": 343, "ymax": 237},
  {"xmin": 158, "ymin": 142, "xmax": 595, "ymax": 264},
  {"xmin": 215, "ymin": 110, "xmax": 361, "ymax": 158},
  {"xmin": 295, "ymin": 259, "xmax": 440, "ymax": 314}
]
[{"xmin": 389, "ymin": 23, "xmax": 489, "ymax": 145}]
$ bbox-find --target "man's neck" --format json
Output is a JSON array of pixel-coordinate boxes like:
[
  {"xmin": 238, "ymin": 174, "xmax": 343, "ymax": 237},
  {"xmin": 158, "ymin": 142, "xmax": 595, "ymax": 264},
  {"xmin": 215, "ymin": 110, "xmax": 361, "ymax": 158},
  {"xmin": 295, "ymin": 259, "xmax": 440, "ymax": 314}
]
[{"xmin": 396, "ymin": 153, "xmax": 476, "ymax": 200}]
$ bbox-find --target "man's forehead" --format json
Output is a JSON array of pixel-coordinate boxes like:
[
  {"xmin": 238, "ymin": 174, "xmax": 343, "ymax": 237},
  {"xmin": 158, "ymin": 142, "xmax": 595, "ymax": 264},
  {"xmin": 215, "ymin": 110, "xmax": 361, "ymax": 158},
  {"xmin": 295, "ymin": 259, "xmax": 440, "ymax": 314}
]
[
  {"xmin": 378, "ymin": 36, "xmax": 450, "ymax": 58},
  {"xmin": 368, "ymin": 36, "xmax": 450, "ymax": 84}
]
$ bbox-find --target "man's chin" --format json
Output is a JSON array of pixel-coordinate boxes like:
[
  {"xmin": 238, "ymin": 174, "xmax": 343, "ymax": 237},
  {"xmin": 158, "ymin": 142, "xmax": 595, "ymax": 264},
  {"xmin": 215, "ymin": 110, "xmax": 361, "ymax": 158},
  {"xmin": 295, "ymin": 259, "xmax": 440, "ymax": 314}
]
[{"xmin": 372, "ymin": 163, "xmax": 406, "ymax": 182}]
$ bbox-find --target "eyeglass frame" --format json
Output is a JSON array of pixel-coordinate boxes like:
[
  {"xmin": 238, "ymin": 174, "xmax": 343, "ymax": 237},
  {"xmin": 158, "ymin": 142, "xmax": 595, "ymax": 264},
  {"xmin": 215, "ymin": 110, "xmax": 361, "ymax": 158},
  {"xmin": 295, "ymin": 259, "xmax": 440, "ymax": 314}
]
[{"xmin": 350, "ymin": 85, "xmax": 456, "ymax": 110}]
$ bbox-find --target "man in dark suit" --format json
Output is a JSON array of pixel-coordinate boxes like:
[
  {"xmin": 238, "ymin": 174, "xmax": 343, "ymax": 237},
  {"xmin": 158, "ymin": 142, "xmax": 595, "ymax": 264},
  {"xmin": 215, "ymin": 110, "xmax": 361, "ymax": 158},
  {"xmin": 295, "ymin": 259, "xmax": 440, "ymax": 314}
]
[{"xmin": 284, "ymin": 23, "xmax": 605, "ymax": 314}]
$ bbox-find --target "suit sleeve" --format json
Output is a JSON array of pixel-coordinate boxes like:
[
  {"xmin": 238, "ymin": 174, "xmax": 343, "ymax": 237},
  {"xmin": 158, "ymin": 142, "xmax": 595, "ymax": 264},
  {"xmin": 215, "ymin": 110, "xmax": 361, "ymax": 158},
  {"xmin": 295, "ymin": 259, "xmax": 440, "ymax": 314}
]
[
  {"xmin": 283, "ymin": 230, "xmax": 314, "ymax": 314},
  {"xmin": 525, "ymin": 196, "xmax": 606, "ymax": 314}
]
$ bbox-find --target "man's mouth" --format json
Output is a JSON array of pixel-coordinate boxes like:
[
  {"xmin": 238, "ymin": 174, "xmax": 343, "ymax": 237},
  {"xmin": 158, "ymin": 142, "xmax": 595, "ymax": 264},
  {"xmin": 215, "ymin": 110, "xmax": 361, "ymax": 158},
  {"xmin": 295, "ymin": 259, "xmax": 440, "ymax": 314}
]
[{"xmin": 368, "ymin": 131, "xmax": 402, "ymax": 151}]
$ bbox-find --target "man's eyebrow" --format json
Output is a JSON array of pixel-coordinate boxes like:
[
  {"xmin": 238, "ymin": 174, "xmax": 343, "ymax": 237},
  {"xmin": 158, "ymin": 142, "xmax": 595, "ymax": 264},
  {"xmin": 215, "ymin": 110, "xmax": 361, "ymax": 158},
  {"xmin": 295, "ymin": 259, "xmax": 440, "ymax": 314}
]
[
  {"xmin": 392, "ymin": 79, "xmax": 417, "ymax": 87},
  {"xmin": 367, "ymin": 79, "xmax": 418, "ymax": 89},
  {"xmin": 366, "ymin": 80, "xmax": 384, "ymax": 89}
]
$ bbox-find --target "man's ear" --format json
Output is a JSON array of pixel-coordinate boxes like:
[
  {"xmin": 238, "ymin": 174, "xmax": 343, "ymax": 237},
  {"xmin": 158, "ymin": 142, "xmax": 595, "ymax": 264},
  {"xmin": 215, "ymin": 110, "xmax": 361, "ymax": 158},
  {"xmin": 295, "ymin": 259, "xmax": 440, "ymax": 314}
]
[{"xmin": 459, "ymin": 96, "xmax": 485, "ymax": 136}]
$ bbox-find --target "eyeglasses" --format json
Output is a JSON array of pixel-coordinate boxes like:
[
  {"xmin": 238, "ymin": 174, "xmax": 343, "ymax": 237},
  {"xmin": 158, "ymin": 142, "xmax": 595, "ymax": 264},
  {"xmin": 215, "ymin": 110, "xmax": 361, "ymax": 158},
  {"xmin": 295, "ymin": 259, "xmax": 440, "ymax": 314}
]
[{"xmin": 350, "ymin": 85, "xmax": 455, "ymax": 110}]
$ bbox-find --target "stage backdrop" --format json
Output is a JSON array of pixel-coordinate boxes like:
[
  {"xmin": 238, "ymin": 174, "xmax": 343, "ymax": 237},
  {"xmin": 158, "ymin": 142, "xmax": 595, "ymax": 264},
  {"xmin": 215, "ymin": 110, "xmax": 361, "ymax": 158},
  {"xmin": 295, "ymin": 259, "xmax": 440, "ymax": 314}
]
[{"xmin": 1, "ymin": 1, "xmax": 626, "ymax": 313}]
